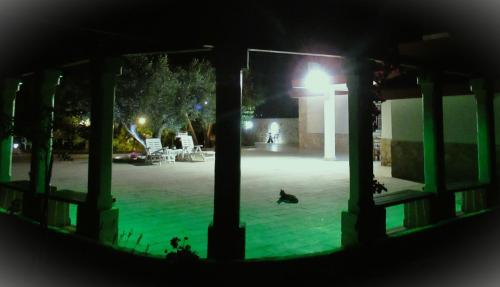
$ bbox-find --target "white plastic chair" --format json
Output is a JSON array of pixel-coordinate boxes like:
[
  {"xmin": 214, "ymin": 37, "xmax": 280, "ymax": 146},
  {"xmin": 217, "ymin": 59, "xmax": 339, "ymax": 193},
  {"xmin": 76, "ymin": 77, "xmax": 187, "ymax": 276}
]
[
  {"xmin": 176, "ymin": 133, "xmax": 205, "ymax": 161},
  {"xmin": 145, "ymin": 138, "xmax": 167, "ymax": 165}
]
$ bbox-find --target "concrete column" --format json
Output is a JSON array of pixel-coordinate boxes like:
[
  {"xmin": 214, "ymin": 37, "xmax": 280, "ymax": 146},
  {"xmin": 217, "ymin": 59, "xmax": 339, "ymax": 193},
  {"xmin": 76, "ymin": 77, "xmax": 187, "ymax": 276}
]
[
  {"xmin": 208, "ymin": 46, "xmax": 246, "ymax": 261},
  {"xmin": 22, "ymin": 70, "xmax": 61, "ymax": 221},
  {"xmin": 464, "ymin": 78, "xmax": 496, "ymax": 210},
  {"xmin": 341, "ymin": 59, "xmax": 385, "ymax": 247},
  {"xmin": 76, "ymin": 57, "xmax": 122, "ymax": 244},
  {"xmin": 0, "ymin": 79, "xmax": 21, "ymax": 182},
  {"xmin": 29, "ymin": 70, "xmax": 62, "ymax": 194},
  {"xmin": 324, "ymin": 91, "xmax": 336, "ymax": 160},
  {"xmin": 418, "ymin": 73, "xmax": 454, "ymax": 220}
]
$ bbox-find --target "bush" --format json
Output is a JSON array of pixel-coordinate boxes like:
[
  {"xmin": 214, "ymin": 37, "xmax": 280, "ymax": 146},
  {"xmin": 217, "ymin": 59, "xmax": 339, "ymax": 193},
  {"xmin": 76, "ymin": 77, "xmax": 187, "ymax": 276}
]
[
  {"xmin": 164, "ymin": 236, "xmax": 199, "ymax": 263},
  {"xmin": 113, "ymin": 127, "xmax": 143, "ymax": 153}
]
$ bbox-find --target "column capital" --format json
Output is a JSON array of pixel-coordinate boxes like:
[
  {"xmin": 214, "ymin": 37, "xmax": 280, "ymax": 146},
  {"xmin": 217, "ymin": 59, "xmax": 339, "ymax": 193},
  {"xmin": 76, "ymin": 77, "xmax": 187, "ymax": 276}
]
[
  {"xmin": 39, "ymin": 69, "xmax": 63, "ymax": 86},
  {"xmin": 470, "ymin": 78, "xmax": 491, "ymax": 93},
  {"xmin": 1, "ymin": 78, "xmax": 22, "ymax": 96},
  {"xmin": 214, "ymin": 45, "xmax": 247, "ymax": 71},
  {"xmin": 104, "ymin": 57, "xmax": 123, "ymax": 76},
  {"xmin": 343, "ymin": 57, "xmax": 372, "ymax": 75},
  {"xmin": 92, "ymin": 57, "xmax": 124, "ymax": 76},
  {"xmin": 416, "ymin": 71, "xmax": 442, "ymax": 86}
]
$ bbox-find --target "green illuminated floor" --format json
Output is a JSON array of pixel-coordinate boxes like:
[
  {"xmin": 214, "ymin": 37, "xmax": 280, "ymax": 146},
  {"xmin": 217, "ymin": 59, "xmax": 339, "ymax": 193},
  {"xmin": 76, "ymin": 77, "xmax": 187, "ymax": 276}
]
[{"xmin": 14, "ymin": 150, "xmax": 424, "ymax": 259}]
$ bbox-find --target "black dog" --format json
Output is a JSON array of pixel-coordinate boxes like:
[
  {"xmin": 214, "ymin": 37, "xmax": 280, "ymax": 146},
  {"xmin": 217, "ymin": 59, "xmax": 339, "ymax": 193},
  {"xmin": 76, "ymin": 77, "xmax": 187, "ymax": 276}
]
[{"xmin": 277, "ymin": 189, "xmax": 299, "ymax": 204}]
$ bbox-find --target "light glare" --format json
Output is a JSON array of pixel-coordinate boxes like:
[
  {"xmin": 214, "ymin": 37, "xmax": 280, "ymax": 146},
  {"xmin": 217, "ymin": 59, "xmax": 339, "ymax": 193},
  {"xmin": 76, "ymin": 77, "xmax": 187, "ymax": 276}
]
[
  {"xmin": 138, "ymin": 117, "xmax": 146, "ymax": 125},
  {"xmin": 80, "ymin": 118, "xmax": 91, "ymax": 127},
  {"xmin": 304, "ymin": 68, "xmax": 331, "ymax": 92},
  {"xmin": 270, "ymin": 122, "xmax": 280, "ymax": 134},
  {"xmin": 244, "ymin": 121, "xmax": 254, "ymax": 130}
]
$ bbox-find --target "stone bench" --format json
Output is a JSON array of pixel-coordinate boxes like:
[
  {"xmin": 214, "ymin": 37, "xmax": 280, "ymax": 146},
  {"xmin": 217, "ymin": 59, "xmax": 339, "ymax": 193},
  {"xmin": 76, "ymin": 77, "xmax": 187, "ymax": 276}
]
[
  {"xmin": 446, "ymin": 181, "xmax": 489, "ymax": 193},
  {"xmin": 374, "ymin": 189, "xmax": 434, "ymax": 229},
  {"xmin": 447, "ymin": 181, "xmax": 490, "ymax": 213},
  {"xmin": 0, "ymin": 180, "xmax": 86, "ymax": 227}
]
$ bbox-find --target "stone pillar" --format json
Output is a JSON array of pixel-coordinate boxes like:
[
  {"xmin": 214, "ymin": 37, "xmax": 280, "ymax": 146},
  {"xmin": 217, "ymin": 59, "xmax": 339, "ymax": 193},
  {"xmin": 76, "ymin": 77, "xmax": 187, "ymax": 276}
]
[
  {"xmin": 463, "ymin": 78, "xmax": 496, "ymax": 211},
  {"xmin": 23, "ymin": 70, "xmax": 61, "ymax": 220},
  {"xmin": 29, "ymin": 70, "xmax": 62, "ymax": 194},
  {"xmin": 0, "ymin": 79, "xmax": 21, "ymax": 182},
  {"xmin": 208, "ymin": 46, "xmax": 246, "ymax": 260},
  {"xmin": 341, "ymin": 59, "xmax": 385, "ymax": 247},
  {"xmin": 324, "ymin": 91, "xmax": 336, "ymax": 160},
  {"xmin": 418, "ymin": 73, "xmax": 454, "ymax": 221},
  {"xmin": 77, "ymin": 57, "xmax": 122, "ymax": 244}
]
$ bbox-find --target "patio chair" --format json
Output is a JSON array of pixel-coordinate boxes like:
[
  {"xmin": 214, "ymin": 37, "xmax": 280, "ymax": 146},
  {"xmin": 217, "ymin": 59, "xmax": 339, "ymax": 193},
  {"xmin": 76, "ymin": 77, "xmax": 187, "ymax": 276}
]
[
  {"xmin": 176, "ymin": 133, "xmax": 205, "ymax": 162},
  {"xmin": 145, "ymin": 138, "xmax": 167, "ymax": 165}
]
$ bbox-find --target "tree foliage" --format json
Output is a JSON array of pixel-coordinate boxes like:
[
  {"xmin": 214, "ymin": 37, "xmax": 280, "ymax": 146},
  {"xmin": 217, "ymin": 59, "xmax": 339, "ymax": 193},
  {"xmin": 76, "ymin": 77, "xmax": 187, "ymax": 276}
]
[
  {"xmin": 53, "ymin": 71, "xmax": 91, "ymax": 151},
  {"xmin": 51, "ymin": 55, "xmax": 265, "ymax": 151},
  {"xmin": 241, "ymin": 68, "xmax": 265, "ymax": 122},
  {"xmin": 115, "ymin": 54, "xmax": 216, "ymax": 148}
]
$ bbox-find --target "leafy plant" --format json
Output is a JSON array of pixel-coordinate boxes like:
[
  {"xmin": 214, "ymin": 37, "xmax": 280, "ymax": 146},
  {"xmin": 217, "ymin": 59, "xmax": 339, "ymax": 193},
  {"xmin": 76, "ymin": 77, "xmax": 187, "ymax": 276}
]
[
  {"xmin": 372, "ymin": 176, "xmax": 388, "ymax": 194},
  {"xmin": 164, "ymin": 236, "xmax": 199, "ymax": 263}
]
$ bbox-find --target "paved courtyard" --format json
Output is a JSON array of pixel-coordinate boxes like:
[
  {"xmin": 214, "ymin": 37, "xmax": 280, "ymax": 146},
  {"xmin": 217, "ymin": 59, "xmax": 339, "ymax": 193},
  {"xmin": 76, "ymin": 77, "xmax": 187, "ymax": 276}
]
[{"xmin": 11, "ymin": 148, "xmax": 425, "ymax": 259}]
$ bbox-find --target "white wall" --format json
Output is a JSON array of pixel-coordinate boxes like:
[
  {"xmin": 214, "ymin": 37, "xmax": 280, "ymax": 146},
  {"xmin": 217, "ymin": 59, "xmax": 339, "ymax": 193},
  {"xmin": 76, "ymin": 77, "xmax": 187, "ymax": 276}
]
[
  {"xmin": 443, "ymin": 96, "xmax": 477, "ymax": 144},
  {"xmin": 305, "ymin": 95, "xmax": 349, "ymax": 134},
  {"xmin": 391, "ymin": 98, "xmax": 423, "ymax": 142},
  {"xmin": 306, "ymin": 96, "xmax": 324, "ymax": 133},
  {"xmin": 381, "ymin": 101, "xmax": 392, "ymax": 139},
  {"xmin": 391, "ymin": 95, "xmax": 481, "ymax": 144},
  {"xmin": 336, "ymin": 94, "xmax": 349, "ymax": 134}
]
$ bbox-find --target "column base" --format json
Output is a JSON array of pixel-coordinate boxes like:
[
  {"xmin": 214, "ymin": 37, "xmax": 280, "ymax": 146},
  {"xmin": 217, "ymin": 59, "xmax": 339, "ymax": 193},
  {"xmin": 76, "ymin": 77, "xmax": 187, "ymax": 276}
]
[
  {"xmin": 76, "ymin": 205, "xmax": 119, "ymax": 245},
  {"xmin": 430, "ymin": 193, "xmax": 455, "ymax": 222},
  {"xmin": 341, "ymin": 208, "xmax": 386, "ymax": 247},
  {"xmin": 0, "ymin": 188, "xmax": 22, "ymax": 210},
  {"xmin": 486, "ymin": 184, "xmax": 499, "ymax": 208},
  {"xmin": 404, "ymin": 198, "xmax": 431, "ymax": 228},
  {"xmin": 462, "ymin": 189, "xmax": 487, "ymax": 213},
  {"xmin": 207, "ymin": 223, "xmax": 245, "ymax": 261}
]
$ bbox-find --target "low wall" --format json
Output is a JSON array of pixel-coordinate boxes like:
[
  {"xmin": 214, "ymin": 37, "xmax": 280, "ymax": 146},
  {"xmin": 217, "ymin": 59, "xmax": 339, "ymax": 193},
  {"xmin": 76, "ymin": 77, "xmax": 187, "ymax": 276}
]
[
  {"xmin": 380, "ymin": 138, "xmax": 391, "ymax": 166},
  {"xmin": 252, "ymin": 118, "xmax": 298, "ymax": 145},
  {"xmin": 391, "ymin": 140, "xmax": 485, "ymax": 183},
  {"xmin": 298, "ymin": 133, "xmax": 349, "ymax": 154}
]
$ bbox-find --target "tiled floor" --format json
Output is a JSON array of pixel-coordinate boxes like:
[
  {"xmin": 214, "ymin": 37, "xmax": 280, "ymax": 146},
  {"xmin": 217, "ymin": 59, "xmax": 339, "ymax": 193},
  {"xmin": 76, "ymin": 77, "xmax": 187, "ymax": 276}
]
[{"xmin": 11, "ymin": 148, "xmax": 424, "ymax": 259}]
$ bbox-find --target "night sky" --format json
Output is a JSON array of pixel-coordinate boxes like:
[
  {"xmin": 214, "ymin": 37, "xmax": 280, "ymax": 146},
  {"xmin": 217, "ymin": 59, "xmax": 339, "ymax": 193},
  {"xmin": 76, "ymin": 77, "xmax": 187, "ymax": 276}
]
[
  {"xmin": 249, "ymin": 52, "xmax": 298, "ymax": 118},
  {"xmin": 168, "ymin": 51, "xmax": 301, "ymax": 119}
]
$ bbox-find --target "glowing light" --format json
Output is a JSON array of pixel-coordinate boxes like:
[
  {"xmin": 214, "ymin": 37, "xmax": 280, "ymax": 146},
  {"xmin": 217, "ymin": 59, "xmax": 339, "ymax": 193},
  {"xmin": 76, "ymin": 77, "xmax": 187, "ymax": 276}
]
[
  {"xmin": 244, "ymin": 121, "xmax": 254, "ymax": 130},
  {"xmin": 80, "ymin": 118, "xmax": 91, "ymax": 127},
  {"xmin": 138, "ymin": 117, "xmax": 146, "ymax": 125},
  {"xmin": 270, "ymin": 122, "xmax": 280, "ymax": 134},
  {"xmin": 303, "ymin": 68, "xmax": 331, "ymax": 93},
  {"xmin": 204, "ymin": 100, "xmax": 208, "ymax": 105},
  {"xmin": 13, "ymin": 143, "xmax": 19, "ymax": 149}
]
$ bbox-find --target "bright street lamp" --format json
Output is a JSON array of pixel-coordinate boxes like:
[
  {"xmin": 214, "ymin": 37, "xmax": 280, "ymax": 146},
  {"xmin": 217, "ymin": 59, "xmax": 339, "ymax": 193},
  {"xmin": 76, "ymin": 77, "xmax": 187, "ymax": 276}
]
[
  {"xmin": 138, "ymin": 117, "xmax": 146, "ymax": 125},
  {"xmin": 303, "ymin": 68, "xmax": 331, "ymax": 93}
]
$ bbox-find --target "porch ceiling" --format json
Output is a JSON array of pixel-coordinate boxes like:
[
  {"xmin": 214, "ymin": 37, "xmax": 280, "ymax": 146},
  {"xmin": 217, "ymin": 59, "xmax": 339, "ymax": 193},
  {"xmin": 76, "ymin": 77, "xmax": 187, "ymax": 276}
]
[{"xmin": 0, "ymin": 1, "xmax": 499, "ymax": 77}]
